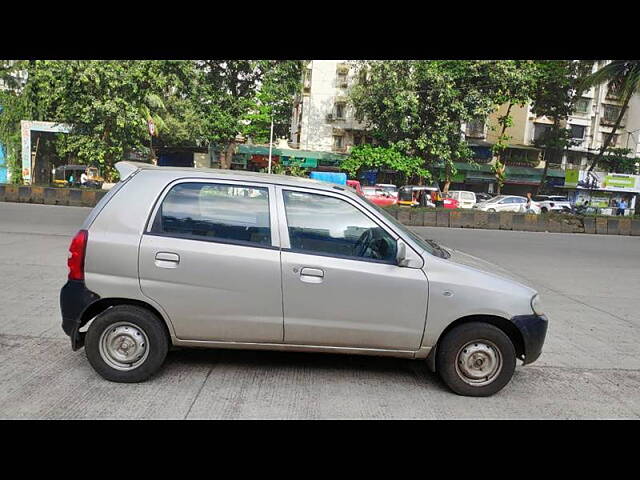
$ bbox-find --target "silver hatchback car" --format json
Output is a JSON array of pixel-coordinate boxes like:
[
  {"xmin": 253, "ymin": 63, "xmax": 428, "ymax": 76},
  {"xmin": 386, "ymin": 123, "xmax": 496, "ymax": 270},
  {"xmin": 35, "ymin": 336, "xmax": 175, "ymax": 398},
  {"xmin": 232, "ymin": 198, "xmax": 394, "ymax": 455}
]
[{"xmin": 61, "ymin": 162, "xmax": 548, "ymax": 396}]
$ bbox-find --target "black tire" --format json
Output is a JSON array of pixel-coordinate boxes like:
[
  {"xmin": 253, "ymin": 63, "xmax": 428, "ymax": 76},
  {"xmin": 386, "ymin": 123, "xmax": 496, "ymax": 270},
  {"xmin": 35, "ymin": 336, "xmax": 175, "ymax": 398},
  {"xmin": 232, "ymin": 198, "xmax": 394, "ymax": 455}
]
[
  {"xmin": 436, "ymin": 322, "xmax": 516, "ymax": 397},
  {"xmin": 85, "ymin": 305, "xmax": 169, "ymax": 383}
]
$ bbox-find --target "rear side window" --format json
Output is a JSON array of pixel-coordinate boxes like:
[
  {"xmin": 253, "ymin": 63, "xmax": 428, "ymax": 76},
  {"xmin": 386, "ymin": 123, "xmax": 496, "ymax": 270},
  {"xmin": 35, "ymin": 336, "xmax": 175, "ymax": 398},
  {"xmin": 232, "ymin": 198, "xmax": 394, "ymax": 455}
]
[{"xmin": 151, "ymin": 182, "xmax": 271, "ymax": 247}]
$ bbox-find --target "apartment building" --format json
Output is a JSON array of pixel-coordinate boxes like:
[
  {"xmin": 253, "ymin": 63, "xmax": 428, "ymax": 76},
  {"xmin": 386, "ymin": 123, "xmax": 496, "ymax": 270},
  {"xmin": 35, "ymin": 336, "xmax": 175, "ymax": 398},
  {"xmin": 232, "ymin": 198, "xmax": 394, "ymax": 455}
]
[
  {"xmin": 480, "ymin": 61, "xmax": 640, "ymax": 171},
  {"xmin": 289, "ymin": 60, "xmax": 370, "ymax": 153}
]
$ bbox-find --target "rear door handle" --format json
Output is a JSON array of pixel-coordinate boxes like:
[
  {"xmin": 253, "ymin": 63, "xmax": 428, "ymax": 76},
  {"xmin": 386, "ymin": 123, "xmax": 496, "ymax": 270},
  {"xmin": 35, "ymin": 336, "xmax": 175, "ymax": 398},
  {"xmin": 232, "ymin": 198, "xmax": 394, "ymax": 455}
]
[
  {"xmin": 300, "ymin": 267, "xmax": 324, "ymax": 284},
  {"xmin": 155, "ymin": 252, "xmax": 180, "ymax": 268}
]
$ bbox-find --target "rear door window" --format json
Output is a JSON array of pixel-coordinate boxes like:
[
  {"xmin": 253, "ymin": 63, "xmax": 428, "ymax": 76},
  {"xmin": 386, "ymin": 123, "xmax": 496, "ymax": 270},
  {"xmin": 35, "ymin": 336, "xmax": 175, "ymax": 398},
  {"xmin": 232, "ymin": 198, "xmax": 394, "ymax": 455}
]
[{"xmin": 151, "ymin": 182, "xmax": 271, "ymax": 247}]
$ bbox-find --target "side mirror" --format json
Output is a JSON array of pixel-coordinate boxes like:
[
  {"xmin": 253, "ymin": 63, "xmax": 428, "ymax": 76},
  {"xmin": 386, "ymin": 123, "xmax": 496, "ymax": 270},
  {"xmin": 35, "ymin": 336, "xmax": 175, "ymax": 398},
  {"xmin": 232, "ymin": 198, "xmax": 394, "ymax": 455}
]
[{"xmin": 396, "ymin": 240, "xmax": 410, "ymax": 267}]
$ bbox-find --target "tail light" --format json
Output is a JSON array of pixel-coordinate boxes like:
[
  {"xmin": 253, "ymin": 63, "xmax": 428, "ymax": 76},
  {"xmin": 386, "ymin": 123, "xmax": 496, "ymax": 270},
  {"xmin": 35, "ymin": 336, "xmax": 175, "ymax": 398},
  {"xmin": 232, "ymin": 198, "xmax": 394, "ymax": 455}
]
[{"xmin": 68, "ymin": 230, "xmax": 88, "ymax": 281}]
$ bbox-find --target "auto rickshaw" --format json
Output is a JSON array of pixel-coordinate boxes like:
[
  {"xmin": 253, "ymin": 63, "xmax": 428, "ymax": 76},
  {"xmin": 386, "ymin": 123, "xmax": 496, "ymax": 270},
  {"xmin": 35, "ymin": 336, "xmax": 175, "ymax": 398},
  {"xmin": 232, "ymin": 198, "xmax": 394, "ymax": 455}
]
[
  {"xmin": 52, "ymin": 165, "xmax": 104, "ymax": 189},
  {"xmin": 397, "ymin": 185, "xmax": 440, "ymax": 207}
]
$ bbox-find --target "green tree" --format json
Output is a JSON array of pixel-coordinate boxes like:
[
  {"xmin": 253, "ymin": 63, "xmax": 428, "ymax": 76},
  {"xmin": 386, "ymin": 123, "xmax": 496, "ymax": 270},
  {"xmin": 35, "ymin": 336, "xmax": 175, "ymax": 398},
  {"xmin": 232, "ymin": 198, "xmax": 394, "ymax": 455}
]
[
  {"xmin": 194, "ymin": 60, "xmax": 265, "ymax": 169},
  {"xmin": 350, "ymin": 61, "xmax": 522, "ymax": 192},
  {"xmin": 486, "ymin": 61, "xmax": 539, "ymax": 194},
  {"xmin": 530, "ymin": 60, "xmax": 593, "ymax": 193},
  {"xmin": 341, "ymin": 144, "xmax": 431, "ymax": 184},
  {"xmin": 579, "ymin": 60, "xmax": 640, "ymax": 173},
  {"xmin": 0, "ymin": 60, "xmax": 31, "ymax": 183},
  {"xmin": 596, "ymin": 147, "xmax": 638, "ymax": 173},
  {"xmin": 244, "ymin": 60, "xmax": 302, "ymax": 144}
]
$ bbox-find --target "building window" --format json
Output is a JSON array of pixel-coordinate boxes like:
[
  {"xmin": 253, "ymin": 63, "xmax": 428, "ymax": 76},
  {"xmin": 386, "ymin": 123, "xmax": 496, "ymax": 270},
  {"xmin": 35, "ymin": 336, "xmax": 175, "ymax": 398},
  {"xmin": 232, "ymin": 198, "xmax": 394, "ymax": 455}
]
[
  {"xmin": 335, "ymin": 102, "xmax": 346, "ymax": 120},
  {"xmin": 603, "ymin": 133, "xmax": 619, "ymax": 146},
  {"xmin": 337, "ymin": 71, "xmax": 348, "ymax": 88},
  {"xmin": 333, "ymin": 135, "xmax": 344, "ymax": 149},
  {"xmin": 603, "ymin": 104, "xmax": 622, "ymax": 123},
  {"xmin": 303, "ymin": 67, "xmax": 312, "ymax": 92},
  {"xmin": 607, "ymin": 81, "xmax": 623, "ymax": 99},
  {"xmin": 574, "ymin": 98, "xmax": 590, "ymax": 114},
  {"xmin": 570, "ymin": 124, "xmax": 586, "ymax": 140},
  {"xmin": 466, "ymin": 118, "xmax": 486, "ymax": 138},
  {"xmin": 533, "ymin": 124, "xmax": 552, "ymax": 142}
]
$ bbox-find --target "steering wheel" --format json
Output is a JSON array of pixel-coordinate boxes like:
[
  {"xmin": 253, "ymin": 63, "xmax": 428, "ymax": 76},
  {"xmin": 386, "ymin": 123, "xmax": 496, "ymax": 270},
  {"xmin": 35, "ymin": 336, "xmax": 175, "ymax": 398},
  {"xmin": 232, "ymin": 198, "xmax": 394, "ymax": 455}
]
[{"xmin": 354, "ymin": 229, "xmax": 375, "ymax": 258}]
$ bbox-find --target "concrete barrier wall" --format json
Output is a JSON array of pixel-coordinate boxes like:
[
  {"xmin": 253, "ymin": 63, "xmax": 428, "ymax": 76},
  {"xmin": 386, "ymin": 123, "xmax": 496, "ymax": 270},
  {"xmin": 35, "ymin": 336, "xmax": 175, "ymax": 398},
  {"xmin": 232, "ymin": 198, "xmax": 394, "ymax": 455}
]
[
  {"xmin": 1, "ymin": 185, "xmax": 639, "ymax": 236},
  {"xmin": 0, "ymin": 185, "xmax": 107, "ymax": 208},
  {"xmin": 382, "ymin": 206, "xmax": 639, "ymax": 236}
]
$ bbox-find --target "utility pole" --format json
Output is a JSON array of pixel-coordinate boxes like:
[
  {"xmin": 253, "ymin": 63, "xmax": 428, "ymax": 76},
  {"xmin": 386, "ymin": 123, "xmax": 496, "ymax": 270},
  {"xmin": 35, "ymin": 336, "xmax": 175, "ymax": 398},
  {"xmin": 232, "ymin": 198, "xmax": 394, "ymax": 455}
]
[{"xmin": 267, "ymin": 116, "xmax": 274, "ymax": 174}]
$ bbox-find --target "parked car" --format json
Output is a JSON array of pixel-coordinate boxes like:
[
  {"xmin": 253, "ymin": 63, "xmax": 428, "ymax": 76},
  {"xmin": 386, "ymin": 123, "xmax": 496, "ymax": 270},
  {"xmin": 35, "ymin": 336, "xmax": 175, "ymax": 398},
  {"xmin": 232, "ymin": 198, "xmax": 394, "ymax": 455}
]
[
  {"xmin": 375, "ymin": 183, "xmax": 399, "ymax": 198},
  {"xmin": 475, "ymin": 192, "xmax": 495, "ymax": 203},
  {"xmin": 60, "ymin": 161, "xmax": 548, "ymax": 396},
  {"xmin": 532, "ymin": 195, "xmax": 573, "ymax": 214},
  {"xmin": 447, "ymin": 191, "xmax": 477, "ymax": 209},
  {"xmin": 473, "ymin": 195, "xmax": 541, "ymax": 214},
  {"xmin": 442, "ymin": 196, "xmax": 460, "ymax": 209},
  {"xmin": 363, "ymin": 186, "xmax": 397, "ymax": 207},
  {"xmin": 346, "ymin": 180, "xmax": 363, "ymax": 195}
]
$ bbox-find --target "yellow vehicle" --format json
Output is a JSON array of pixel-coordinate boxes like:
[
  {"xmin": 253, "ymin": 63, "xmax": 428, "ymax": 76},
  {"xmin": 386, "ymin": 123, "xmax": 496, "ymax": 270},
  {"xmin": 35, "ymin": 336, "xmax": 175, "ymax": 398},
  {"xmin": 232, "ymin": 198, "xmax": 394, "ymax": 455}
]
[
  {"xmin": 53, "ymin": 165, "xmax": 104, "ymax": 189},
  {"xmin": 397, "ymin": 185, "xmax": 440, "ymax": 207}
]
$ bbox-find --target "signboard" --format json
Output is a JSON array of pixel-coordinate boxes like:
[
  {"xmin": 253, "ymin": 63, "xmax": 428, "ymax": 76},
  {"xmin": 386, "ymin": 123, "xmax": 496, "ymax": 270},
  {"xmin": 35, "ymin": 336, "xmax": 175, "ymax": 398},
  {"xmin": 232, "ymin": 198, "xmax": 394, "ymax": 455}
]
[
  {"xmin": 147, "ymin": 119, "xmax": 156, "ymax": 137},
  {"xmin": 564, "ymin": 169, "xmax": 640, "ymax": 193}
]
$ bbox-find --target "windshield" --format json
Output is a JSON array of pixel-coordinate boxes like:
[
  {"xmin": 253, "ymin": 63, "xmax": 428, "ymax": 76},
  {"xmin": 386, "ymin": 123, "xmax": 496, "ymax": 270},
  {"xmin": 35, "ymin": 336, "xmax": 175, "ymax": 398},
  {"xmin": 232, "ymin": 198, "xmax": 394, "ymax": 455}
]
[
  {"xmin": 485, "ymin": 195, "xmax": 507, "ymax": 204},
  {"xmin": 360, "ymin": 196, "xmax": 450, "ymax": 259}
]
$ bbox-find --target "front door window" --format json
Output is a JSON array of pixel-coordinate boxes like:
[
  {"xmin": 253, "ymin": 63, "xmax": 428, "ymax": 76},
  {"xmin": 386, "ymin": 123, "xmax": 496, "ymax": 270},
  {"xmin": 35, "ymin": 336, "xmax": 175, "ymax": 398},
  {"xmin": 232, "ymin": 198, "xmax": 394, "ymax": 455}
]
[{"xmin": 283, "ymin": 190, "xmax": 397, "ymax": 263}]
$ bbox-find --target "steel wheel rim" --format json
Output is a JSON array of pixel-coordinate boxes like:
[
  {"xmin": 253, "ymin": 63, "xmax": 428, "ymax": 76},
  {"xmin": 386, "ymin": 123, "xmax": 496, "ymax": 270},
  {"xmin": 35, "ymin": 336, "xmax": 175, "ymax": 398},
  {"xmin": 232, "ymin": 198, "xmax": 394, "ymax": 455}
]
[
  {"xmin": 455, "ymin": 339, "xmax": 503, "ymax": 387},
  {"xmin": 98, "ymin": 321, "xmax": 149, "ymax": 371}
]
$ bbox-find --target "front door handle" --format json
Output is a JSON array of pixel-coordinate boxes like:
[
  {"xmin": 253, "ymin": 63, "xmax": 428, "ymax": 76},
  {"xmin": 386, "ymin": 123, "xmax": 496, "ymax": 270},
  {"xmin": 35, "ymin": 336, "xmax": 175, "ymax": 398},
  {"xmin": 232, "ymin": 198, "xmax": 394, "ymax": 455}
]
[
  {"xmin": 155, "ymin": 252, "xmax": 180, "ymax": 268},
  {"xmin": 299, "ymin": 267, "xmax": 324, "ymax": 284}
]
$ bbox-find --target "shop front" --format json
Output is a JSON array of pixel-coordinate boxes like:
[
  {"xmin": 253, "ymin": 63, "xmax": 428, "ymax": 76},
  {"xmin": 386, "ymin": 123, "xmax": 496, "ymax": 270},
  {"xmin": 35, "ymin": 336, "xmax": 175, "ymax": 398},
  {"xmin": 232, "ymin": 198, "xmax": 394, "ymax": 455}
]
[{"xmin": 563, "ymin": 169, "xmax": 639, "ymax": 215}]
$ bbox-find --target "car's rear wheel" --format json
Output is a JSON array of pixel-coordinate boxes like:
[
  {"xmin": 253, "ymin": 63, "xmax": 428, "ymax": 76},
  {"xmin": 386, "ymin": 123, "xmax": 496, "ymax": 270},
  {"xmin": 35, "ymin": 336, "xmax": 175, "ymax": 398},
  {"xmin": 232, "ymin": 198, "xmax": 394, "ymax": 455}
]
[
  {"xmin": 436, "ymin": 322, "xmax": 516, "ymax": 397},
  {"xmin": 85, "ymin": 305, "xmax": 169, "ymax": 383}
]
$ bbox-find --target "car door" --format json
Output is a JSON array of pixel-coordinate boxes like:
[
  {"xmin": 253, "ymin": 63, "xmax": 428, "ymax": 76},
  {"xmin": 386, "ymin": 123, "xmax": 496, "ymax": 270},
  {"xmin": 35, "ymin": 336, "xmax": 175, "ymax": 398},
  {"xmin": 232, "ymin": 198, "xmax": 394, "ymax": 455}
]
[
  {"xmin": 277, "ymin": 187, "xmax": 429, "ymax": 351},
  {"xmin": 138, "ymin": 180, "xmax": 284, "ymax": 343}
]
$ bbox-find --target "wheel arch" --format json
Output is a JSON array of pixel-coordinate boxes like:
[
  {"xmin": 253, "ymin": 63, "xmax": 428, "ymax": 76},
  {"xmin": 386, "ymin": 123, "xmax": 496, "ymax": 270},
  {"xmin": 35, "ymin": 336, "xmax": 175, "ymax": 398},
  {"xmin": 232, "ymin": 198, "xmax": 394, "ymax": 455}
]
[
  {"xmin": 79, "ymin": 298, "xmax": 173, "ymax": 345},
  {"xmin": 426, "ymin": 314, "xmax": 525, "ymax": 372}
]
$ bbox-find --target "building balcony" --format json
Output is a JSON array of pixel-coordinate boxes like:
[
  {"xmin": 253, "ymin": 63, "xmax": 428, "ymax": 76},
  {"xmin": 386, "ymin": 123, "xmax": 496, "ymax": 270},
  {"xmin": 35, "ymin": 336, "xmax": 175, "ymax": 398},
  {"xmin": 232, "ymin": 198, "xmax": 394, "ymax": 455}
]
[{"xmin": 600, "ymin": 116, "xmax": 625, "ymax": 128}]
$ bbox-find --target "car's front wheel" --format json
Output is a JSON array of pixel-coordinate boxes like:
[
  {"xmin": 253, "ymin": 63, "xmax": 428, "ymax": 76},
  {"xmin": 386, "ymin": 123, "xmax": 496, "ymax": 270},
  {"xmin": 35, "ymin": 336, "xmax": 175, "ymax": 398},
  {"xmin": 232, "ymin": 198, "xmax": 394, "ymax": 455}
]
[
  {"xmin": 85, "ymin": 305, "xmax": 169, "ymax": 383},
  {"xmin": 436, "ymin": 322, "xmax": 516, "ymax": 397}
]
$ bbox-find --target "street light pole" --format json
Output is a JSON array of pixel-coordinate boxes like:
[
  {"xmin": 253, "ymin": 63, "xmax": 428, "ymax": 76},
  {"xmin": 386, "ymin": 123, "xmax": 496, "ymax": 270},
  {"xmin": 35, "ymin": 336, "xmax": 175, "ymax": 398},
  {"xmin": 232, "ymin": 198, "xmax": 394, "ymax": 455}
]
[{"xmin": 267, "ymin": 116, "xmax": 274, "ymax": 174}]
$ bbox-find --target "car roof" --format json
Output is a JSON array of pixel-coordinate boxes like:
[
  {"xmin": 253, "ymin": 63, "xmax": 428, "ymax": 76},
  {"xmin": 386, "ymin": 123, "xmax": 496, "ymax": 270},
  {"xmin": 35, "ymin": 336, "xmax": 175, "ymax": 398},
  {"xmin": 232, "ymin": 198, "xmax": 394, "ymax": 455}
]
[{"xmin": 116, "ymin": 161, "xmax": 355, "ymax": 194}]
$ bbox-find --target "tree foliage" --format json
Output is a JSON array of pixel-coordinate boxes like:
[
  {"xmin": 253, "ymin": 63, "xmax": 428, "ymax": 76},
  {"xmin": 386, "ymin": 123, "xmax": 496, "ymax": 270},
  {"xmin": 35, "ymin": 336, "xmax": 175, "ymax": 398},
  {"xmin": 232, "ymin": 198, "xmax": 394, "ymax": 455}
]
[
  {"xmin": 0, "ymin": 60, "xmax": 302, "ymax": 182},
  {"xmin": 349, "ymin": 60, "xmax": 539, "ymax": 191},
  {"xmin": 579, "ymin": 60, "xmax": 640, "ymax": 172},
  {"xmin": 342, "ymin": 144, "xmax": 431, "ymax": 183},
  {"xmin": 529, "ymin": 60, "xmax": 594, "ymax": 192}
]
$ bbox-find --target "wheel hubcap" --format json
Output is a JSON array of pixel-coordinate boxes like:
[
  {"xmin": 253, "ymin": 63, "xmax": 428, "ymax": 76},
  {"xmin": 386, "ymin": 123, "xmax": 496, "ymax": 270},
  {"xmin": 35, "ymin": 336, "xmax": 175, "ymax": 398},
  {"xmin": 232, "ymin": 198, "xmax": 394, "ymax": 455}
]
[
  {"xmin": 98, "ymin": 322, "xmax": 149, "ymax": 371},
  {"xmin": 455, "ymin": 340, "xmax": 503, "ymax": 386}
]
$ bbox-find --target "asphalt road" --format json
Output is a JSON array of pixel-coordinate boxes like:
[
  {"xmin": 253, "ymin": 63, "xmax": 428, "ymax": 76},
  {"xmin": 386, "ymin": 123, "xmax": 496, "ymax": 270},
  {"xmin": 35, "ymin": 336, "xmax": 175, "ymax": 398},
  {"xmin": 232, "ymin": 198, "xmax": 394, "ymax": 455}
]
[{"xmin": 1, "ymin": 202, "xmax": 639, "ymax": 419}]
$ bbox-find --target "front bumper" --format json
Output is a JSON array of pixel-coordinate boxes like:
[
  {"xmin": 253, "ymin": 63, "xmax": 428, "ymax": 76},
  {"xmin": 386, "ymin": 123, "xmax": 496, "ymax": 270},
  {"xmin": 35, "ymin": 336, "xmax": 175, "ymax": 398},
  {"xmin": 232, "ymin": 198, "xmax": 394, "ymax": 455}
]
[
  {"xmin": 60, "ymin": 280, "xmax": 100, "ymax": 350},
  {"xmin": 511, "ymin": 313, "xmax": 549, "ymax": 365}
]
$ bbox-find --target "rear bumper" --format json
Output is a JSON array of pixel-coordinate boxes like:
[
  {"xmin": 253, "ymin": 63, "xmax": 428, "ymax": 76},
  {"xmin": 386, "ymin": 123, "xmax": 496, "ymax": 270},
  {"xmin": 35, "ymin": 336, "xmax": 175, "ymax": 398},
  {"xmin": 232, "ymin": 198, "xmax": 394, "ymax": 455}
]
[
  {"xmin": 60, "ymin": 280, "xmax": 100, "ymax": 350},
  {"xmin": 511, "ymin": 313, "xmax": 549, "ymax": 365}
]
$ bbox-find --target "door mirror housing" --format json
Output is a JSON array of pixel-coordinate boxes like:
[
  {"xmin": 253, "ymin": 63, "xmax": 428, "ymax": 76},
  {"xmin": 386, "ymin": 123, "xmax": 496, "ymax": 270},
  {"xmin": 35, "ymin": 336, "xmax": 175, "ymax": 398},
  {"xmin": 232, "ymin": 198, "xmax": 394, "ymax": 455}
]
[{"xmin": 396, "ymin": 240, "xmax": 410, "ymax": 267}]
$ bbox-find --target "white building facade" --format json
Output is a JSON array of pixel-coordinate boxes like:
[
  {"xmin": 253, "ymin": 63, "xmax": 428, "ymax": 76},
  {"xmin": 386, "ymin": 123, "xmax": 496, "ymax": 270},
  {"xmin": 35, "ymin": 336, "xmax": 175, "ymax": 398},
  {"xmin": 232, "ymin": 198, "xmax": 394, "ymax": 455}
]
[{"xmin": 289, "ymin": 60, "xmax": 370, "ymax": 153}]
